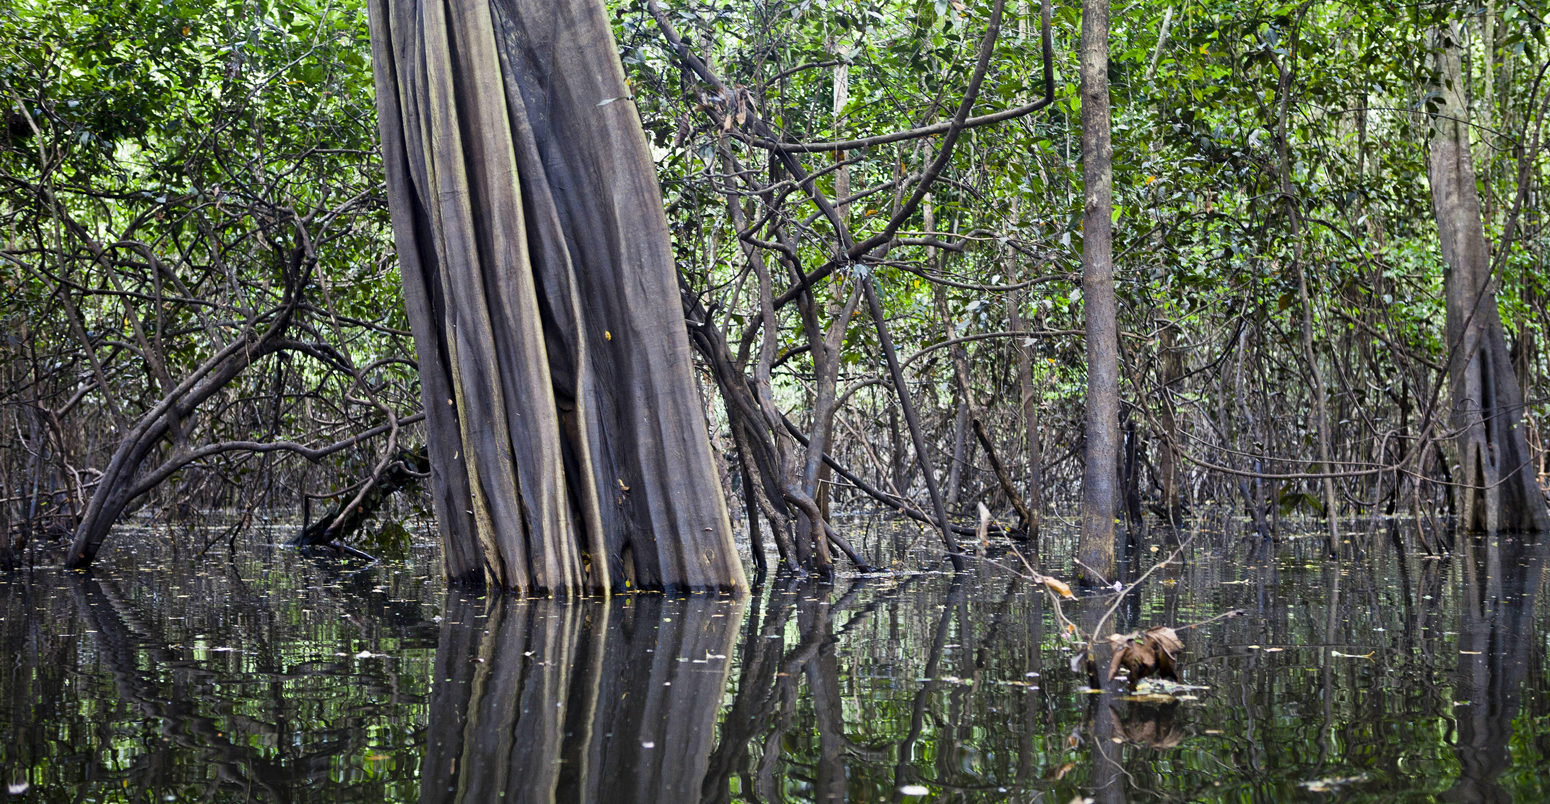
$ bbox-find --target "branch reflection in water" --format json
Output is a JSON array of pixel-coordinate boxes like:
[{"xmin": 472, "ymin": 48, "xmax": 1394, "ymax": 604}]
[{"xmin": 7, "ymin": 522, "xmax": 1550, "ymax": 802}]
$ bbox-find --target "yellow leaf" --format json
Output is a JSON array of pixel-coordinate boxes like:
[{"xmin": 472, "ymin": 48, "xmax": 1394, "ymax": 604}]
[{"xmin": 1041, "ymin": 577, "xmax": 1075, "ymax": 599}]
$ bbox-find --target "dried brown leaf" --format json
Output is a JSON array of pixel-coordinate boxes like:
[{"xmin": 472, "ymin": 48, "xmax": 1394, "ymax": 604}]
[
  {"xmin": 1145, "ymin": 627, "xmax": 1183, "ymax": 660},
  {"xmin": 1106, "ymin": 627, "xmax": 1184, "ymax": 687}
]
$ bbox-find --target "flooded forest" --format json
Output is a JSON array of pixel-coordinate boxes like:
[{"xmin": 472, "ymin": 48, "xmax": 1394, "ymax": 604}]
[{"xmin": 3, "ymin": 0, "xmax": 1550, "ymax": 801}]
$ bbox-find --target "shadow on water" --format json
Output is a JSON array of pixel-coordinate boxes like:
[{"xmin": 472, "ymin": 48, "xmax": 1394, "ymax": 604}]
[{"xmin": 5, "ymin": 519, "xmax": 1550, "ymax": 802}]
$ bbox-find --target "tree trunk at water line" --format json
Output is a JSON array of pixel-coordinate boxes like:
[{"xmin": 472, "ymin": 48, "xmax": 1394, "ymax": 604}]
[
  {"xmin": 1077, "ymin": 0, "xmax": 1119, "ymax": 583},
  {"xmin": 1427, "ymin": 22, "xmax": 1550, "ymax": 534},
  {"xmin": 366, "ymin": 0, "xmax": 747, "ymax": 595}
]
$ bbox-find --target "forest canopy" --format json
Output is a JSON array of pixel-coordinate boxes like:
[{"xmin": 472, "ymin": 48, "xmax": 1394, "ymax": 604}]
[{"xmin": 3, "ymin": 0, "xmax": 1547, "ymax": 577}]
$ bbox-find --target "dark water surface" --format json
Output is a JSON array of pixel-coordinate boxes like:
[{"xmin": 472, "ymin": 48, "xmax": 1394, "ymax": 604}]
[{"xmin": 4, "ymin": 517, "xmax": 1550, "ymax": 802}]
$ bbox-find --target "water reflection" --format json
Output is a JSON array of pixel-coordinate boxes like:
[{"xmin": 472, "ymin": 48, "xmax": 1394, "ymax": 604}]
[
  {"xmin": 422, "ymin": 593, "xmax": 744, "ymax": 803},
  {"xmin": 705, "ymin": 571, "xmax": 1062, "ymax": 801},
  {"xmin": 6, "ymin": 524, "xmax": 1550, "ymax": 802},
  {"xmin": 1446, "ymin": 535, "xmax": 1545, "ymax": 804},
  {"xmin": 0, "ymin": 558, "xmax": 440, "ymax": 801}
]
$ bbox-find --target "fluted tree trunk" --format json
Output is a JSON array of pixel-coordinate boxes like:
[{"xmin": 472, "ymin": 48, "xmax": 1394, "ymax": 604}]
[
  {"xmin": 366, "ymin": 0, "xmax": 746, "ymax": 594},
  {"xmin": 1428, "ymin": 20, "xmax": 1550, "ymax": 534}
]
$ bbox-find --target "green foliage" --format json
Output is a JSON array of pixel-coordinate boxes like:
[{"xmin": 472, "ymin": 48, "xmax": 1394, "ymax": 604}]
[
  {"xmin": 4, "ymin": 0, "xmax": 1547, "ymax": 543},
  {"xmin": 621, "ymin": 0, "xmax": 1550, "ymax": 510},
  {"xmin": 1, "ymin": 0, "xmax": 415, "ymax": 542}
]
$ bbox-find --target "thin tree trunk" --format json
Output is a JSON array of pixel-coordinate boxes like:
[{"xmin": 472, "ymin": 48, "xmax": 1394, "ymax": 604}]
[
  {"xmin": 863, "ymin": 278, "xmax": 963, "ymax": 566},
  {"xmin": 1144, "ymin": 7, "xmax": 1173, "ymax": 82},
  {"xmin": 1007, "ymin": 293, "xmax": 1044, "ymax": 546},
  {"xmin": 813, "ymin": 51, "xmax": 850, "ymax": 523},
  {"xmin": 1272, "ymin": 13, "xmax": 1341, "ymax": 557},
  {"xmin": 890, "ymin": 406, "xmax": 910, "ymax": 494},
  {"xmin": 1007, "ymin": 6, "xmax": 1044, "ymax": 548},
  {"xmin": 971, "ymin": 418, "xmax": 1036, "ymax": 535},
  {"xmin": 1156, "ymin": 320, "xmax": 1185, "ymax": 527},
  {"xmin": 944, "ymin": 376, "xmax": 971, "ymax": 508},
  {"xmin": 931, "ymin": 198, "xmax": 972, "ymax": 509},
  {"xmin": 1078, "ymin": 0, "xmax": 1118, "ymax": 584}
]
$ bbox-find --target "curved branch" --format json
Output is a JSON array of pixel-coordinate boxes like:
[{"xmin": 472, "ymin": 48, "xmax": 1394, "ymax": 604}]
[{"xmin": 127, "ymin": 413, "xmax": 427, "ymax": 499}]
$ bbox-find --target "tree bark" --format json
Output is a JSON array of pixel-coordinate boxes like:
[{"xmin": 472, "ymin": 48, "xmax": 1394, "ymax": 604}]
[
  {"xmin": 1155, "ymin": 320, "xmax": 1184, "ymax": 528},
  {"xmin": 1428, "ymin": 20, "xmax": 1550, "ymax": 533},
  {"xmin": 1008, "ymin": 292, "xmax": 1044, "ymax": 546},
  {"xmin": 1078, "ymin": 0, "xmax": 1119, "ymax": 583},
  {"xmin": 931, "ymin": 199, "xmax": 972, "ymax": 510},
  {"xmin": 366, "ymin": 0, "xmax": 747, "ymax": 594}
]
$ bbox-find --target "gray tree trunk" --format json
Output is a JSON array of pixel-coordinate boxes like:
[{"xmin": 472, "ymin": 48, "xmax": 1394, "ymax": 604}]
[
  {"xmin": 1428, "ymin": 21, "xmax": 1550, "ymax": 533},
  {"xmin": 1008, "ymin": 293, "xmax": 1044, "ymax": 545},
  {"xmin": 1155, "ymin": 320, "xmax": 1184, "ymax": 527},
  {"xmin": 1078, "ymin": 0, "xmax": 1119, "ymax": 582},
  {"xmin": 367, "ymin": 0, "xmax": 747, "ymax": 594}
]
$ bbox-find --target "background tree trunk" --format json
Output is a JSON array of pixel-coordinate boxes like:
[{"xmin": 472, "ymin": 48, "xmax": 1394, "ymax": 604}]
[
  {"xmin": 367, "ymin": 0, "xmax": 747, "ymax": 594},
  {"xmin": 1428, "ymin": 21, "xmax": 1550, "ymax": 533},
  {"xmin": 1008, "ymin": 293, "xmax": 1044, "ymax": 545},
  {"xmin": 1155, "ymin": 320, "xmax": 1185, "ymax": 528},
  {"xmin": 1078, "ymin": 0, "xmax": 1119, "ymax": 583},
  {"xmin": 1272, "ymin": 11, "xmax": 1342, "ymax": 557}
]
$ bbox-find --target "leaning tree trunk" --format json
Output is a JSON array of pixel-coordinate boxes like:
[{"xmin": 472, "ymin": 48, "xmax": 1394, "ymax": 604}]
[
  {"xmin": 66, "ymin": 272, "xmax": 301, "ymax": 569},
  {"xmin": 1428, "ymin": 21, "xmax": 1550, "ymax": 534},
  {"xmin": 1077, "ymin": 0, "xmax": 1119, "ymax": 583},
  {"xmin": 366, "ymin": 0, "xmax": 746, "ymax": 594}
]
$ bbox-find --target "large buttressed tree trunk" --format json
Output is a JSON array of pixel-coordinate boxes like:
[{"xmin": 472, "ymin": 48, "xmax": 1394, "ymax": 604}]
[
  {"xmin": 366, "ymin": 0, "xmax": 746, "ymax": 594},
  {"xmin": 1428, "ymin": 22, "xmax": 1550, "ymax": 534}
]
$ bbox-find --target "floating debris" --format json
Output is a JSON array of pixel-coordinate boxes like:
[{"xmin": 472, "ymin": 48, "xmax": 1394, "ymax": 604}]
[{"xmin": 1107, "ymin": 627, "xmax": 1184, "ymax": 688}]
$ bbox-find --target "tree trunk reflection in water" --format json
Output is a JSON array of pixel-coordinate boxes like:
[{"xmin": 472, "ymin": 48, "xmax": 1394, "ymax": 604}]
[
  {"xmin": 1446, "ymin": 534, "xmax": 1546, "ymax": 803},
  {"xmin": 698, "ymin": 575, "xmax": 933, "ymax": 802},
  {"xmin": 18, "ymin": 527, "xmax": 1550, "ymax": 800},
  {"xmin": 705, "ymin": 578, "xmax": 875, "ymax": 802},
  {"xmin": 420, "ymin": 593, "xmax": 743, "ymax": 803},
  {"xmin": 701, "ymin": 573, "xmax": 1098, "ymax": 800},
  {"xmin": 1080, "ymin": 576, "xmax": 1138, "ymax": 804}
]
